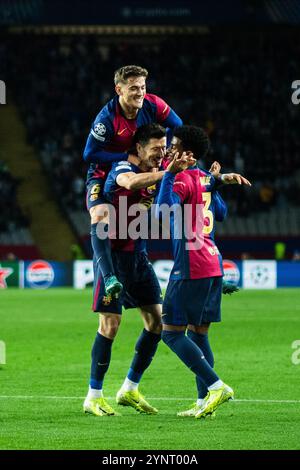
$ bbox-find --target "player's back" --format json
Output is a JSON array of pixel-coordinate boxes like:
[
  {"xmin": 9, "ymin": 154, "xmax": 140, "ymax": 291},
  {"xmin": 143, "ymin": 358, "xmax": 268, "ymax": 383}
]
[{"xmin": 170, "ymin": 167, "xmax": 223, "ymax": 280}]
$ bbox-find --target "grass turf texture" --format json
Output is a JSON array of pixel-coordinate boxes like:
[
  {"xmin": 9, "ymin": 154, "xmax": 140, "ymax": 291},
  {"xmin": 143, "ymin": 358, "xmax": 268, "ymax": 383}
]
[{"xmin": 0, "ymin": 288, "xmax": 300, "ymax": 450}]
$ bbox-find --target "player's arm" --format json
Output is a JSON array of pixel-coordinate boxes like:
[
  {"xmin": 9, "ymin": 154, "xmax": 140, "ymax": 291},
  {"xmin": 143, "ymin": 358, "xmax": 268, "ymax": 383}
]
[
  {"xmin": 215, "ymin": 172, "xmax": 251, "ymax": 186},
  {"xmin": 213, "ymin": 191, "xmax": 228, "ymax": 222},
  {"xmin": 83, "ymin": 116, "xmax": 127, "ymax": 165},
  {"xmin": 116, "ymin": 169, "xmax": 165, "ymax": 191},
  {"xmin": 156, "ymin": 153, "xmax": 196, "ymax": 209}
]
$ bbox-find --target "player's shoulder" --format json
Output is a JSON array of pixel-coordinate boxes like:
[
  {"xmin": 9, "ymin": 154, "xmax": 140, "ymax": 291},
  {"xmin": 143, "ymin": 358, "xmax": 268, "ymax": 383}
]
[
  {"xmin": 94, "ymin": 96, "xmax": 117, "ymax": 123},
  {"xmin": 144, "ymin": 93, "xmax": 167, "ymax": 105},
  {"xmin": 91, "ymin": 97, "xmax": 117, "ymax": 139},
  {"xmin": 111, "ymin": 160, "xmax": 136, "ymax": 173}
]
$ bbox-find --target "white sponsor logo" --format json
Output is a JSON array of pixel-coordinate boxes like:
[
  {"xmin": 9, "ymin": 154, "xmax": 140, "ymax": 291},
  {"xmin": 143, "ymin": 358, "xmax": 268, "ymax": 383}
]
[{"xmin": 116, "ymin": 165, "xmax": 132, "ymax": 171}]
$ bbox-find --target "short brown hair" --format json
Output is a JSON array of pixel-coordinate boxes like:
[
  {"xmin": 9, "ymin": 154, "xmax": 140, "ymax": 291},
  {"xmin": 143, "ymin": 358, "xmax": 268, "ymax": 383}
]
[{"xmin": 114, "ymin": 65, "xmax": 148, "ymax": 85}]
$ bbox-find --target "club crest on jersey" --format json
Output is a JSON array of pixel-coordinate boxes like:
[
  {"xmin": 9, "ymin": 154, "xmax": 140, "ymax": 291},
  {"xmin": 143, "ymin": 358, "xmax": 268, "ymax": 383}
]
[
  {"xmin": 146, "ymin": 184, "xmax": 156, "ymax": 195},
  {"xmin": 94, "ymin": 123, "xmax": 106, "ymax": 136},
  {"xmin": 102, "ymin": 294, "xmax": 112, "ymax": 306}
]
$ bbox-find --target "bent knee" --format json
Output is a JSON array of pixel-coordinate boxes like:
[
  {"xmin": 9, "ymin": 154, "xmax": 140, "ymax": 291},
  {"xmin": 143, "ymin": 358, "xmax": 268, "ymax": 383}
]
[
  {"xmin": 145, "ymin": 316, "xmax": 162, "ymax": 335},
  {"xmin": 99, "ymin": 315, "xmax": 121, "ymax": 339},
  {"xmin": 90, "ymin": 204, "xmax": 110, "ymax": 224},
  {"xmin": 188, "ymin": 323, "xmax": 210, "ymax": 335}
]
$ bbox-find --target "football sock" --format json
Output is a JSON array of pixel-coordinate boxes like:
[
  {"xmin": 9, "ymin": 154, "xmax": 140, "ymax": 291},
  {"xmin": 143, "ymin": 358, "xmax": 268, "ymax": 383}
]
[
  {"xmin": 208, "ymin": 379, "xmax": 224, "ymax": 390},
  {"xmin": 121, "ymin": 377, "xmax": 139, "ymax": 392},
  {"xmin": 126, "ymin": 329, "xmax": 161, "ymax": 384},
  {"xmin": 89, "ymin": 332, "xmax": 113, "ymax": 390},
  {"xmin": 91, "ymin": 222, "xmax": 114, "ymax": 279},
  {"xmin": 187, "ymin": 330, "xmax": 214, "ymax": 399},
  {"xmin": 162, "ymin": 330, "xmax": 219, "ymax": 387},
  {"xmin": 86, "ymin": 386, "xmax": 103, "ymax": 400}
]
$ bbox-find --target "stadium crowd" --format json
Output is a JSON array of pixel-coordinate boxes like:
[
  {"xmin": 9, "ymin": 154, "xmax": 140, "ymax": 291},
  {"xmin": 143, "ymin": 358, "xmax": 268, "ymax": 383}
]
[
  {"xmin": 2, "ymin": 31, "xmax": 300, "ymax": 218},
  {"xmin": 0, "ymin": 160, "xmax": 29, "ymax": 232}
]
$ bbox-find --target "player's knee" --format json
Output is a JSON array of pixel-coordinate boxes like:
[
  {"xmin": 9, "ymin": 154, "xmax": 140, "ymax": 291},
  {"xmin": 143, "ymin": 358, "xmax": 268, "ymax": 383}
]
[
  {"xmin": 189, "ymin": 323, "xmax": 210, "ymax": 335},
  {"xmin": 145, "ymin": 315, "xmax": 162, "ymax": 334},
  {"xmin": 99, "ymin": 315, "xmax": 121, "ymax": 339},
  {"xmin": 89, "ymin": 205, "xmax": 110, "ymax": 224}
]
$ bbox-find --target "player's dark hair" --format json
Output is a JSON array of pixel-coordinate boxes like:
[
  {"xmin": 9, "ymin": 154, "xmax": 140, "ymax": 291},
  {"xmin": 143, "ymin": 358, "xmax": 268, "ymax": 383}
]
[
  {"xmin": 131, "ymin": 124, "xmax": 166, "ymax": 151},
  {"xmin": 114, "ymin": 65, "xmax": 148, "ymax": 85},
  {"xmin": 173, "ymin": 125, "xmax": 210, "ymax": 160}
]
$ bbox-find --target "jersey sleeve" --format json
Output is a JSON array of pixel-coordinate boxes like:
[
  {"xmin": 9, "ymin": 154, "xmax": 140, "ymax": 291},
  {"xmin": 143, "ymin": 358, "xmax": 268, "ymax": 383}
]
[
  {"xmin": 155, "ymin": 172, "xmax": 182, "ymax": 219},
  {"xmin": 83, "ymin": 113, "xmax": 127, "ymax": 164},
  {"xmin": 111, "ymin": 161, "xmax": 135, "ymax": 183},
  {"xmin": 173, "ymin": 172, "xmax": 190, "ymax": 202},
  {"xmin": 212, "ymin": 190, "xmax": 228, "ymax": 222}
]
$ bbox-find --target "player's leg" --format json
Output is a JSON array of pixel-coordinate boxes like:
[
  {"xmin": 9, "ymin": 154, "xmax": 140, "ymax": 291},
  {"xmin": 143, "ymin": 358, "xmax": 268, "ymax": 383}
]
[
  {"xmin": 161, "ymin": 279, "xmax": 232, "ymax": 418},
  {"xmin": 87, "ymin": 180, "xmax": 122, "ymax": 296},
  {"xmin": 116, "ymin": 254, "xmax": 162, "ymax": 413},
  {"xmin": 116, "ymin": 304, "xmax": 161, "ymax": 414},
  {"xmin": 180, "ymin": 323, "xmax": 213, "ymax": 416},
  {"xmin": 84, "ymin": 259, "xmax": 122, "ymax": 416},
  {"xmin": 124, "ymin": 304, "xmax": 162, "ymax": 388},
  {"xmin": 84, "ymin": 313, "xmax": 121, "ymax": 416},
  {"xmin": 187, "ymin": 276, "xmax": 223, "ymax": 406}
]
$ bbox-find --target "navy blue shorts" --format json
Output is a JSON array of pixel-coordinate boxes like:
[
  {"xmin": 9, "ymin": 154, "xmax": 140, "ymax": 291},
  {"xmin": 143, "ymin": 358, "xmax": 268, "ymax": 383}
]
[
  {"xmin": 86, "ymin": 179, "xmax": 107, "ymax": 211},
  {"xmin": 92, "ymin": 251, "xmax": 163, "ymax": 314},
  {"xmin": 162, "ymin": 276, "xmax": 222, "ymax": 326}
]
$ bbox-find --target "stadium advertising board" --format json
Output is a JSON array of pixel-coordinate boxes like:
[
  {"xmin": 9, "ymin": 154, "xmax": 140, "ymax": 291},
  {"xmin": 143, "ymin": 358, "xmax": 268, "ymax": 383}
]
[
  {"xmin": 1, "ymin": 259, "xmax": 299, "ymax": 288},
  {"xmin": 23, "ymin": 260, "xmax": 73, "ymax": 289},
  {"xmin": 0, "ymin": 261, "xmax": 19, "ymax": 288},
  {"xmin": 74, "ymin": 260, "xmax": 94, "ymax": 289},
  {"xmin": 243, "ymin": 260, "xmax": 277, "ymax": 289}
]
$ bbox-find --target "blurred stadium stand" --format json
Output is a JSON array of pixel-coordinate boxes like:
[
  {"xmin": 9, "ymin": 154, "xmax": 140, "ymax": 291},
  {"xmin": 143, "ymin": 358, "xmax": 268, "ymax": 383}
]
[{"xmin": 0, "ymin": 0, "xmax": 299, "ymax": 260}]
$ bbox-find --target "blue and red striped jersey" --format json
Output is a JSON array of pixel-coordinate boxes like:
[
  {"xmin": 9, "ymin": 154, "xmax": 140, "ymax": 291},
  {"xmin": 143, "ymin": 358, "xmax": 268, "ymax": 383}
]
[{"xmin": 83, "ymin": 93, "xmax": 182, "ymax": 184}]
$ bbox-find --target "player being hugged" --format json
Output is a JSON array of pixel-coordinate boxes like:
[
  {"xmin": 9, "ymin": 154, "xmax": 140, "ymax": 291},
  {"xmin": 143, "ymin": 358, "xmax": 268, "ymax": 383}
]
[{"xmin": 156, "ymin": 125, "xmax": 251, "ymax": 419}]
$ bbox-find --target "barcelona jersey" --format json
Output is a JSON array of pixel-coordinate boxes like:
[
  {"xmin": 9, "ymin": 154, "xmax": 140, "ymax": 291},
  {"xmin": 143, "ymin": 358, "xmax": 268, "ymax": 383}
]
[{"xmin": 83, "ymin": 94, "xmax": 182, "ymax": 186}]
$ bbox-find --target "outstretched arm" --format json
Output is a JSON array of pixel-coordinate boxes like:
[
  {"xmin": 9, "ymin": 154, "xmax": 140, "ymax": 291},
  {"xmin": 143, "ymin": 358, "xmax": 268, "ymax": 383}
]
[{"xmin": 116, "ymin": 170, "xmax": 165, "ymax": 191}]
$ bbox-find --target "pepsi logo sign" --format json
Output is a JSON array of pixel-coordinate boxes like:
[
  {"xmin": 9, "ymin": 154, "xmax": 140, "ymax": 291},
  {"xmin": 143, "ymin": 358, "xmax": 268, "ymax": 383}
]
[
  {"xmin": 222, "ymin": 259, "xmax": 240, "ymax": 286},
  {"xmin": 26, "ymin": 260, "xmax": 55, "ymax": 289}
]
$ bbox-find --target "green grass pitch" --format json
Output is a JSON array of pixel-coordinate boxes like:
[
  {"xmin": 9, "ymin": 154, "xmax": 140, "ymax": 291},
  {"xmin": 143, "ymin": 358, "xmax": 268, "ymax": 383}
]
[{"xmin": 1, "ymin": 288, "xmax": 300, "ymax": 450}]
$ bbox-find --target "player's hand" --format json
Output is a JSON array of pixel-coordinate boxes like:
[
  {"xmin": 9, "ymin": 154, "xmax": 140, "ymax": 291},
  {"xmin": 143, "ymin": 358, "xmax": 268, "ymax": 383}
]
[
  {"xmin": 167, "ymin": 152, "xmax": 196, "ymax": 174},
  {"xmin": 221, "ymin": 173, "xmax": 251, "ymax": 186},
  {"xmin": 222, "ymin": 280, "xmax": 239, "ymax": 295},
  {"xmin": 209, "ymin": 161, "xmax": 221, "ymax": 177}
]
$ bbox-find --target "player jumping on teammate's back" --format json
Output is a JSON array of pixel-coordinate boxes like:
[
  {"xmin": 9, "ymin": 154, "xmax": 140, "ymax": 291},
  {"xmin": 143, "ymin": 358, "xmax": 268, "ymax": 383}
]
[{"xmin": 83, "ymin": 65, "xmax": 182, "ymax": 296}]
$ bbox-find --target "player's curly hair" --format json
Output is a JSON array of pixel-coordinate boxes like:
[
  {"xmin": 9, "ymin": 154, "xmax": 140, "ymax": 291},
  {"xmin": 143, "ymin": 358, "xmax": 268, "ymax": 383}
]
[
  {"xmin": 173, "ymin": 125, "xmax": 211, "ymax": 160},
  {"xmin": 114, "ymin": 65, "xmax": 148, "ymax": 85}
]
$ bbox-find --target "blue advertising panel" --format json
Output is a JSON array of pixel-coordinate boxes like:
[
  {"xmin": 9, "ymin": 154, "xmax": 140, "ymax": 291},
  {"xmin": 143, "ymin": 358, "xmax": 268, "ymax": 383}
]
[
  {"xmin": 23, "ymin": 260, "xmax": 73, "ymax": 289},
  {"xmin": 277, "ymin": 262, "xmax": 300, "ymax": 287}
]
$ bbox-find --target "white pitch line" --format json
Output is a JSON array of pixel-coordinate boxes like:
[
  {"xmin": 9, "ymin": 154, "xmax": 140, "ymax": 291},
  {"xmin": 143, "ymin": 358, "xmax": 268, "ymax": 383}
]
[{"xmin": 0, "ymin": 396, "xmax": 300, "ymax": 404}]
